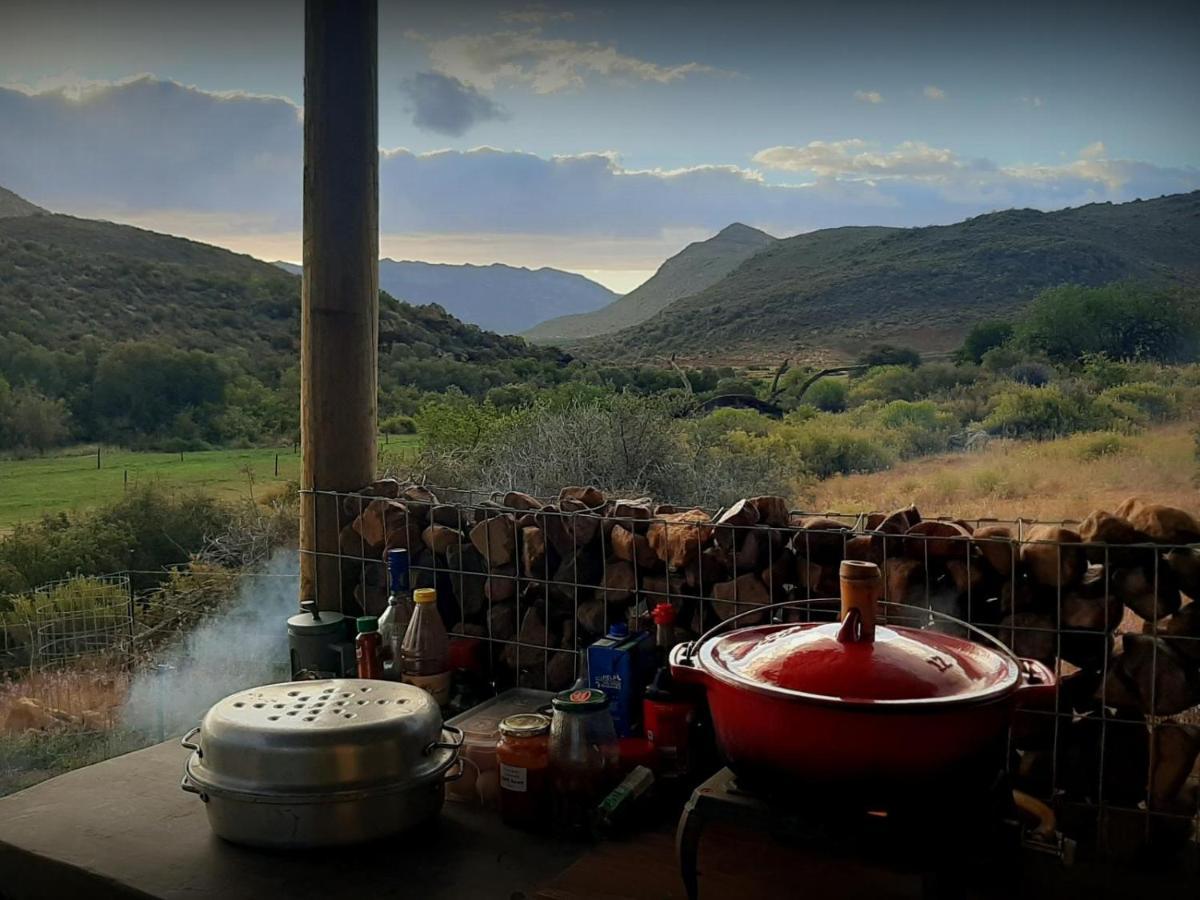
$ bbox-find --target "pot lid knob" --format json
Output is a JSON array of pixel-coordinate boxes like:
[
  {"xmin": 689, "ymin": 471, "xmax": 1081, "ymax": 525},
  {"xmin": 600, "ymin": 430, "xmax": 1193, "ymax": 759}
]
[{"xmin": 838, "ymin": 560, "xmax": 881, "ymax": 644}]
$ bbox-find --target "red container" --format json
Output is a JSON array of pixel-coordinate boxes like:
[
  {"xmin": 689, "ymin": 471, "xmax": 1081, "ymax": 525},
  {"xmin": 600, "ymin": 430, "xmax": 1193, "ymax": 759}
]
[{"xmin": 670, "ymin": 561, "xmax": 1055, "ymax": 792}]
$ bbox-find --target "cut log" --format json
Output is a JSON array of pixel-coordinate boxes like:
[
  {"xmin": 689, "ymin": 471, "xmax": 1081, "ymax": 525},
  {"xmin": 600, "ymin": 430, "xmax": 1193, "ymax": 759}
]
[
  {"xmin": 972, "ymin": 525, "xmax": 1016, "ymax": 578},
  {"xmin": 485, "ymin": 565, "xmax": 517, "ymax": 603},
  {"xmin": 760, "ymin": 547, "xmax": 797, "ymax": 598},
  {"xmin": 1118, "ymin": 633, "xmax": 1200, "ymax": 716},
  {"xmin": 520, "ymin": 526, "xmax": 546, "ymax": 578},
  {"xmin": 843, "ymin": 534, "xmax": 882, "ymax": 565},
  {"xmin": 422, "ymin": 524, "xmax": 461, "ymax": 556},
  {"xmin": 944, "ymin": 558, "xmax": 986, "ymax": 597},
  {"xmin": 610, "ymin": 523, "xmax": 658, "ymax": 570},
  {"xmin": 877, "ymin": 505, "xmax": 921, "ymax": 534},
  {"xmin": 793, "ymin": 518, "xmax": 850, "ymax": 563},
  {"xmin": 883, "ymin": 557, "xmax": 925, "ymax": 606},
  {"xmin": 558, "ymin": 485, "xmax": 606, "ymax": 509},
  {"xmin": 1164, "ymin": 548, "xmax": 1200, "ymax": 600},
  {"xmin": 1061, "ymin": 589, "xmax": 1123, "ymax": 632},
  {"xmin": 710, "ymin": 573, "xmax": 771, "ymax": 624},
  {"xmin": 1111, "ymin": 564, "xmax": 1182, "ymax": 621},
  {"xmin": 339, "ymin": 522, "xmax": 380, "ymax": 559},
  {"xmin": 576, "ymin": 599, "xmax": 616, "ymax": 637},
  {"xmin": 354, "ymin": 498, "xmax": 411, "ymax": 548},
  {"xmin": 647, "ymin": 509, "xmax": 714, "ymax": 571},
  {"xmin": 903, "ymin": 520, "xmax": 972, "ymax": 561},
  {"xmin": 1127, "ymin": 502, "xmax": 1200, "ymax": 545},
  {"xmin": 713, "ymin": 499, "xmax": 760, "ymax": 551},
  {"xmin": 340, "ymin": 477, "xmax": 401, "ymax": 520},
  {"xmin": 548, "ymin": 550, "xmax": 603, "ymax": 604},
  {"xmin": 1149, "ymin": 724, "xmax": 1200, "ymax": 808},
  {"xmin": 430, "ymin": 503, "xmax": 468, "ymax": 529},
  {"xmin": 611, "ymin": 499, "xmax": 653, "ymax": 522},
  {"xmin": 469, "ymin": 514, "xmax": 517, "ymax": 567},
  {"xmin": 1078, "ymin": 510, "xmax": 1154, "ymax": 567},
  {"xmin": 559, "ymin": 497, "xmax": 602, "ymax": 546},
  {"xmin": 501, "ymin": 606, "xmax": 549, "ymax": 672},
  {"xmin": 640, "ymin": 574, "xmax": 676, "ymax": 603},
  {"xmin": 547, "ymin": 650, "xmax": 578, "ymax": 691},
  {"xmin": 1155, "ymin": 600, "xmax": 1200, "ymax": 663},
  {"xmin": 997, "ymin": 613, "xmax": 1057, "ymax": 667},
  {"xmin": 488, "ymin": 602, "xmax": 517, "ymax": 642},
  {"xmin": 501, "ymin": 490, "xmax": 542, "ymax": 511},
  {"xmin": 748, "ymin": 495, "xmax": 790, "ymax": 528},
  {"xmin": 1020, "ymin": 525, "xmax": 1086, "ymax": 589},
  {"xmin": 599, "ymin": 561, "xmax": 638, "ymax": 605},
  {"xmin": 714, "ymin": 529, "xmax": 761, "ymax": 573},
  {"xmin": 684, "ymin": 547, "xmax": 728, "ymax": 591}
]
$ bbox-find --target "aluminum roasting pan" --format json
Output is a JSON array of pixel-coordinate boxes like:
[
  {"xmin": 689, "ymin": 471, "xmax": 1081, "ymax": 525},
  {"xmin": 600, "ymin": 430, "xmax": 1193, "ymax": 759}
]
[{"xmin": 180, "ymin": 679, "xmax": 463, "ymax": 848}]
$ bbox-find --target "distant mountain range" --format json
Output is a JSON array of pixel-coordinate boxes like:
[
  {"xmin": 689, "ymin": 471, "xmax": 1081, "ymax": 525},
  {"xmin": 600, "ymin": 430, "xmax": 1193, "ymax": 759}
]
[
  {"xmin": 275, "ymin": 258, "xmax": 617, "ymax": 335},
  {"xmin": 525, "ymin": 222, "xmax": 776, "ymax": 343},
  {"xmin": 576, "ymin": 192, "xmax": 1200, "ymax": 362},
  {"xmin": 0, "ymin": 188, "xmax": 562, "ymax": 371}
]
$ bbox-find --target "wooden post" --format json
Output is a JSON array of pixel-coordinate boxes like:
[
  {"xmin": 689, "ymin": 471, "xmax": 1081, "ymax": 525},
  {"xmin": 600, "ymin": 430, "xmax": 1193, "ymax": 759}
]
[{"xmin": 300, "ymin": 0, "xmax": 378, "ymax": 612}]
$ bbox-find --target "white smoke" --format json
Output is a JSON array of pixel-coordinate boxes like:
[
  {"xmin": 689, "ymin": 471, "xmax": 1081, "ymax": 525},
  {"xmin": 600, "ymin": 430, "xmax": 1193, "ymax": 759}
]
[{"xmin": 122, "ymin": 551, "xmax": 298, "ymax": 737}]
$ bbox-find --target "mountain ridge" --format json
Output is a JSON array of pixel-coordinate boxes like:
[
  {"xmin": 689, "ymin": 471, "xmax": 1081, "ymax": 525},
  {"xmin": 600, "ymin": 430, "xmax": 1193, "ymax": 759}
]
[{"xmin": 0, "ymin": 186, "xmax": 46, "ymax": 219}]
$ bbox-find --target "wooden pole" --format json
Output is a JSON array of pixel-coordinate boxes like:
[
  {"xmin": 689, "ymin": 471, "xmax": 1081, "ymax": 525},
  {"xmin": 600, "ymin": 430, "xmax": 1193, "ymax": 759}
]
[{"xmin": 301, "ymin": 0, "xmax": 378, "ymax": 612}]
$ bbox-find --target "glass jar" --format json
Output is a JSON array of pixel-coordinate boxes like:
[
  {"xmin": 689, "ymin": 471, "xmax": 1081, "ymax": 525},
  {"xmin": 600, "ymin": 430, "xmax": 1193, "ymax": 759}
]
[
  {"xmin": 548, "ymin": 688, "xmax": 620, "ymax": 832},
  {"xmin": 496, "ymin": 713, "xmax": 551, "ymax": 830}
]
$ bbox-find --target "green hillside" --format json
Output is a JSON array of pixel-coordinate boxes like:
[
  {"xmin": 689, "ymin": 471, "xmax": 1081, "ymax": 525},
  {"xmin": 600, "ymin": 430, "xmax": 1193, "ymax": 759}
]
[
  {"xmin": 524, "ymin": 222, "xmax": 777, "ymax": 343},
  {"xmin": 578, "ymin": 192, "xmax": 1200, "ymax": 362}
]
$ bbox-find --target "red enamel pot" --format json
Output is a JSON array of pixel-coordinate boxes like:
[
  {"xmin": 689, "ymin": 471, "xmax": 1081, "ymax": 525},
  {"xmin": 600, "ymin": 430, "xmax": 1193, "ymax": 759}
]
[{"xmin": 670, "ymin": 563, "xmax": 1055, "ymax": 790}]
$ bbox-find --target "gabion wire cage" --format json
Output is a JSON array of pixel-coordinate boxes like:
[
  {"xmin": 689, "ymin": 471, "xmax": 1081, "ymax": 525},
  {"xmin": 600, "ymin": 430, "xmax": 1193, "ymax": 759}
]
[
  {"xmin": 300, "ymin": 483, "xmax": 1200, "ymax": 865},
  {"xmin": 34, "ymin": 574, "xmax": 134, "ymax": 669}
]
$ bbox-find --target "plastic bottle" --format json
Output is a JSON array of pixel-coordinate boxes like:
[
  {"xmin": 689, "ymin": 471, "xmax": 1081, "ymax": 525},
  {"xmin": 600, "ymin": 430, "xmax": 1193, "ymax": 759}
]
[
  {"xmin": 355, "ymin": 616, "xmax": 384, "ymax": 680},
  {"xmin": 400, "ymin": 588, "xmax": 451, "ymax": 705},
  {"xmin": 377, "ymin": 549, "xmax": 412, "ymax": 679}
]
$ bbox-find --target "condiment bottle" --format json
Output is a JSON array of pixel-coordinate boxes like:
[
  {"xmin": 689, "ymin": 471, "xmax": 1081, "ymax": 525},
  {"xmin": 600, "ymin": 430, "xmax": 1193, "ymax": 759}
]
[
  {"xmin": 496, "ymin": 713, "xmax": 551, "ymax": 830},
  {"xmin": 355, "ymin": 616, "xmax": 384, "ymax": 680},
  {"xmin": 643, "ymin": 602, "xmax": 694, "ymax": 776},
  {"xmin": 400, "ymin": 588, "xmax": 451, "ymax": 705},
  {"xmin": 378, "ymin": 548, "xmax": 412, "ymax": 679},
  {"xmin": 549, "ymin": 688, "xmax": 620, "ymax": 834}
]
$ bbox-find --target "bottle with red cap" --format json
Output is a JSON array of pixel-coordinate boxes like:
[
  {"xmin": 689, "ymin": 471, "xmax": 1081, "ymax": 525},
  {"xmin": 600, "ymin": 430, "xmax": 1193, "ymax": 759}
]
[{"xmin": 642, "ymin": 602, "xmax": 695, "ymax": 777}]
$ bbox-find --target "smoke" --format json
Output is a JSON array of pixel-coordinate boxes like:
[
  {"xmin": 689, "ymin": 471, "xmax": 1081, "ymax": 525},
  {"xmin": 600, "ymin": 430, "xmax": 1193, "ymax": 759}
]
[{"xmin": 122, "ymin": 550, "xmax": 298, "ymax": 737}]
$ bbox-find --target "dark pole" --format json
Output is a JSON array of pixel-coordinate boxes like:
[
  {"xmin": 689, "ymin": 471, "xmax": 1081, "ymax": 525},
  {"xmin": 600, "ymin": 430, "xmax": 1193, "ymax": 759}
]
[{"xmin": 300, "ymin": 0, "xmax": 379, "ymax": 612}]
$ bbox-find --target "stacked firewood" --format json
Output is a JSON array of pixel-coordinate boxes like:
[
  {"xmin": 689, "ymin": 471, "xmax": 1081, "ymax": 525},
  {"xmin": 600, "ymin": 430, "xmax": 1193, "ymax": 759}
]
[{"xmin": 334, "ymin": 481, "xmax": 1200, "ymax": 833}]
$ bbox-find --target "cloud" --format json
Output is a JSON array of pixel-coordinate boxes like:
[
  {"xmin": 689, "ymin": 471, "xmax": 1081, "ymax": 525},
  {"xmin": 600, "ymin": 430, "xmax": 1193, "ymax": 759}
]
[
  {"xmin": 1079, "ymin": 141, "xmax": 1106, "ymax": 160},
  {"xmin": 2, "ymin": 76, "xmax": 1196, "ymax": 272},
  {"xmin": 499, "ymin": 4, "xmax": 575, "ymax": 24},
  {"xmin": 399, "ymin": 71, "xmax": 508, "ymax": 136},
  {"xmin": 854, "ymin": 89, "xmax": 884, "ymax": 104},
  {"xmin": 1022, "ymin": 95, "xmax": 1044, "ymax": 108},
  {"xmin": 923, "ymin": 85, "xmax": 947, "ymax": 101},
  {"xmin": 413, "ymin": 29, "xmax": 724, "ymax": 94}
]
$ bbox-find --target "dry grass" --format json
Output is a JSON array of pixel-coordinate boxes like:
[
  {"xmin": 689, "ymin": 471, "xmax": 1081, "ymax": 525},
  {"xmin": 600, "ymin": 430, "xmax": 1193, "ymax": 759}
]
[
  {"xmin": 0, "ymin": 666, "xmax": 128, "ymax": 735},
  {"xmin": 804, "ymin": 423, "xmax": 1198, "ymax": 522}
]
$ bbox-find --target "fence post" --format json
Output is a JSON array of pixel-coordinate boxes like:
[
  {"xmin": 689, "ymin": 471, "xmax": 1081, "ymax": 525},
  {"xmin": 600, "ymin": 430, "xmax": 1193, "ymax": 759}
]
[
  {"xmin": 275, "ymin": 454, "xmax": 280, "ymax": 477},
  {"xmin": 124, "ymin": 469, "xmax": 128, "ymax": 489},
  {"xmin": 96, "ymin": 446, "xmax": 101, "ymax": 470}
]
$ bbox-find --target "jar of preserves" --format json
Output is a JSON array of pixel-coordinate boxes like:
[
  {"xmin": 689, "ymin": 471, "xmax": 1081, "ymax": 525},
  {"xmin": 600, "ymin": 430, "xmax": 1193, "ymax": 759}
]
[
  {"xmin": 496, "ymin": 713, "xmax": 551, "ymax": 829},
  {"xmin": 548, "ymin": 688, "xmax": 620, "ymax": 833}
]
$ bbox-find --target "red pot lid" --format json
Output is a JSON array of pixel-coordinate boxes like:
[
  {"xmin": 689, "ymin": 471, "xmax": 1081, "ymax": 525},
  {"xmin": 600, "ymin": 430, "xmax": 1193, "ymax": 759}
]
[{"xmin": 700, "ymin": 622, "xmax": 1020, "ymax": 706}]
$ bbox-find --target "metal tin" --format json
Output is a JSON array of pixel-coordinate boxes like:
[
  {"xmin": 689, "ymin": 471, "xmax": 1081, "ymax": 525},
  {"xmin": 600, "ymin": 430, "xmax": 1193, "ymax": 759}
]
[{"xmin": 180, "ymin": 679, "xmax": 462, "ymax": 848}]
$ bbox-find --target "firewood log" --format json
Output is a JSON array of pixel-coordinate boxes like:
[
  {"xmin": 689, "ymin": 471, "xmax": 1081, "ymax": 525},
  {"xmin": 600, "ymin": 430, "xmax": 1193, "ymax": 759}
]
[
  {"xmin": 971, "ymin": 525, "xmax": 1016, "ymax": 578},
  {"xmin": 520, "ymin": 526, "xmax": 547, "ymax": 578},
  {"xmin": 430, "ymin": 503, "xmax": 469, "ymax": 529},
  {"xmin": 1149, "ymin": 723, "xmax": 1200, "ymax": 809},
  {"xmin": 575, "ymin": 599, "xmax": 619, "ymax": 638},
  {"xmin": 1020, "ymin": 525, "xmax": 1086, "ymax": 589},
  {"xmin": 793, "ymin": 517, "xmax": 849, "ymax": 564},
  {"xmin": 501, "ymin": 490, "xmax": 542, "ymax": 511},
  {"xmin": 559, "ymin": 497, "xmax": 601, "ymax": 546},
  {"xmin": 997, "ymin": 613, "xmax": 1057, "ymax": 666},
  {"xmin": 843, "ymin": 534, "xmax": 882, "ymax": 565},
  {"xmin": 599, "ymin": 560, "xmax": 637, "ymax": 605},
  {"xmin": 547, "ymin": 650, "xmax": 578, "ymax": 691},
  {"xmin": 485, "ymin": 565, "xmax": 517, "ymax": 603},
  {"xmin": 422, "ymin": 524, "xmax": 461, "ymax": 556},
  {"xmin": 1153, "ymin": 600, "xmax": 1200, "ymax": 664},
  {"xmin": 647, "ymin": 509, "xmax": 713, "ymax": 572},
  {"xmin": 471, "ymin": 500, "xmax": 508, "ymax": 524},
  {"xmin": 610, "ymin": 523, "xmax": 657, "ymax": 571},
  {"xmin": 1111, "ymin": 564, "xmax": 1182, "ymax": 621},
  {"xmin": 548, "ymin": 550, "xmax": 603, "ymax": 604},
  {"xmin": 1078, "ymin": 510, "xmax": 1154, "ymax": 567},
  {"xmin": 713, "ymin": 499, "xmax": 759, "ymax": 551},
  {"xmin": 340, "ymin": 477, "xmax": 401, "ymax": 520},
  {"xmin": 903, "ymin": 520, "xmax": 972, "ymax": 561},
  {"xmin": 1164, "ymin": 548, "xmax": 1200, "ymax": 600},
  {"xmin": 1117, "ymin": 633, "xmax": 1200, "ymax": 716},
  {"xmin": 469, "ymin": 514, "xmax": 517, "ymax": 567},
  {"xmin": 339, "ymin": 522, "xmax": 381, "ymax": 560},
  {"xmin": 710, "ymin": 573, "xmax": 771, "ymax": 624},
  {"xmin": 944, "ymin": 557, "xmax": 987, "ymax": 597},
  {"xmin": 684, "ymin": 547, "xmax": 728, "ymax": 591},
  {"xmin": 877, "ymin": 505, "xmax": 921, "ymax": 534},
  {"xmin": 760, "ymin": 547, "xmax": 797, "ymax": 599},
  {"xmin": 501, "ymin": 607, "xmax": 548, "ymax": 671},
  {"xmin": 445, "ymin": 543, "xmax": 487, "ymax": 617},
  {"xmin": 488, "ymin": 602, "xmax": 517, "ymax": 642},
  {"xmin": 748, "ymin": 495, "xmax": 790, "ymax": 528},
  {"xmin": 1126, "ymin": 502, "xmax": 1200, "ymax": 545},
  {"xmin": 712, "ymin": 529, "xmax": 761, "ymax": 573},
  {"xmin": 883, "ymin": 557, "xmax": 925, "ymax": 606},
  {"xmin": 559, "ymin": 485, "xmax": 606, "ymax": 509}
]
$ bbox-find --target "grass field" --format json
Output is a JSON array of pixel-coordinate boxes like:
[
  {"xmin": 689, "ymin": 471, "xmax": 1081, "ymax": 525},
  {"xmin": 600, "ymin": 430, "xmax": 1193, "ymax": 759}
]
[
  {"xmin": 0, "ymin": 436, "xmax": 420, "ymax": 530},
  {"xmin": 805, "ymin": 423, "xmax": 1199, "ymax": 522}
]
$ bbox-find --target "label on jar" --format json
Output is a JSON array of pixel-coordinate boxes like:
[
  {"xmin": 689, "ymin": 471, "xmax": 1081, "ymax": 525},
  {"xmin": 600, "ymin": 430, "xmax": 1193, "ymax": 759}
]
[{"xmin": 499, "ymin": 763, "xmax": 527, "ymax": 793}]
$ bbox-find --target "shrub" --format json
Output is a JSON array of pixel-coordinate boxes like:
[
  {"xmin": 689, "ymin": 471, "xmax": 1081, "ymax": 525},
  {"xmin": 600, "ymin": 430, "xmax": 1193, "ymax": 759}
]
[
  {"xmin": 379, "ymin": 414, "xmax": 417, "ymax": 435},
  {"xmin": 1007, "ymin": 362, "xmax": 1053, "ymax": 387},
  {"xmin": 1069, "ymin": 432, "xmax": 1130, "ymax": 461},
  {"xmin": 804, "ymin": 378, "xmax": 848, "ymax": 412},
  {"xmin": 857, "ymin": 345, "xmax": 921, "ymax": 369},
  {"xmin": 982, "ymin": 386, "xmax": 1091, "ymax": 439},
  {"xmin": 958, "ymin": 321, "xmax": 1015, "ymax": 364},
  {"xmin": 1098, "ymin": 382, "xmax": 1177, "ymax": 422},
  {"xmin": 848, "ymin": 366, "xmax": 920, "ymax": 404}
]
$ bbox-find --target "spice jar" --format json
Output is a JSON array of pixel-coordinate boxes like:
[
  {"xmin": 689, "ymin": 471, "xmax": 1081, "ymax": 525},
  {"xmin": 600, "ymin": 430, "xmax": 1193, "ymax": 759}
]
[
  {"xmin": 548, "ymin": 688, "xmax": 620, "ymax": 833},
  {"xmin": 496, "ymin": 713, "xmax": 551, "ymax": 830}
]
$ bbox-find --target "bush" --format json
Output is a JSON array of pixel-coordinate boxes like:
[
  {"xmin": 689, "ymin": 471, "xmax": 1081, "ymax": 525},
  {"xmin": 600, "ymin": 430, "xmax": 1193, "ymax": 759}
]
[
  {"xmin": 982, "ymin": 386, "xmax": 1091, "ymax": 439},
  {"xmin": 848, "ymin": 366, "xmax": 920, "ymax": 404},
  {"xmin": 1007, "ymin": 362, "xmax": 1053, "ymax": 387},
  {"xmin": 857, "ymin": 345, "xmax": 921, "ymax": 369},
  {"xmin": 804, "ymin": 378, "xmax": 848, "ymax": 412},
  {"xmin": 1098, "ymin": 382, "xmax": 1177, "ymax": 422},
  {"xmin": 1069, "ymin": 432, "xmax": 1130, "ymax": 461},
  {"xmin": 958, "ymin": 321, "xmax": 1014, "ymax": 364},
  {"xmin": 379, "ymin": 414, "xmax": 417, "ymax": 435}
]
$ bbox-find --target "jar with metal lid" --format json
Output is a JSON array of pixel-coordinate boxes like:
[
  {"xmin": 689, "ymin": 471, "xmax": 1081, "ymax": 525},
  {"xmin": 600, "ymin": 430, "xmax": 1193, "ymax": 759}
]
[
  {"xmin": 548, "ymin": 688, "xmax": 620, "ymax": 832},
  {"xmin": 496, "ymin": 713, "xmax": 551, "ymax": 829}
]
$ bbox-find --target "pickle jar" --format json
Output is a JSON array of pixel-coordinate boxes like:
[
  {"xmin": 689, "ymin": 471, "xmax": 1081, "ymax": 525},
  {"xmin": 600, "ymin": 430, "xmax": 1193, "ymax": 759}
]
[
  {"xmin": 548, "ymin": 688, "xmax": 620, "ymax": 832},
  {"xmin": 496, "ymin": 713, "xmax": 551, "ymax": 829}
]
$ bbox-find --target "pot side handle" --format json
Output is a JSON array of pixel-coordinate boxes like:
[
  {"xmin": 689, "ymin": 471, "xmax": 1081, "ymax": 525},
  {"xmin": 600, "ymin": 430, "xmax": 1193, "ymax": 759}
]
[
  {"xmin": 1013, "ymin": 658, "xmax": 1057, "ymax": 708},
  {"xmin": 669, "ymin": 643, "xmax": 708, "ymax": 687},
  {"xmin": 180, "ymin": 725, "xmax": 202, "ymax": 756}
]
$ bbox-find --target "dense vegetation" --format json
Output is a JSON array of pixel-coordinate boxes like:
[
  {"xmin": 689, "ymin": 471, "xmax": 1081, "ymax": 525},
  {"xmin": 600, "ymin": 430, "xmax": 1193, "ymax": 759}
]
[{"xmin": 579, "ymin": 192, "xmax": 1200, "ymax": 361}]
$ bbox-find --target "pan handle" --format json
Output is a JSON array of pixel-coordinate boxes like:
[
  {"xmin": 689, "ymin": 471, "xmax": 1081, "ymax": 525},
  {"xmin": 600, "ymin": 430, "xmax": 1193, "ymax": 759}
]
[
  {"xmin": 180, "ymin": 770, "xmax": 209, "ymax": 802},
  {"xmin": 669, "ymin": 642, "xmax": 708, "ymax": 686},
  {"xmin": 1012, "ymin": 658, "xmax": 1057, "ymax": 708},
  {"xmin": 180, "ymin": 725, "xmax": 202, "ymax": 756},
  {"xmin": 425, "ymin": 723, "xmax": 464, "ymax": 755}
]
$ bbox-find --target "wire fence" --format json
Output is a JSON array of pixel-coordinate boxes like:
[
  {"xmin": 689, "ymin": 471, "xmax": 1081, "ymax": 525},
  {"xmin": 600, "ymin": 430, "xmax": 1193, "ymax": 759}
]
[{"xmin": 302, "ymin": 484, "xmax": 1200, "ymax": 862}]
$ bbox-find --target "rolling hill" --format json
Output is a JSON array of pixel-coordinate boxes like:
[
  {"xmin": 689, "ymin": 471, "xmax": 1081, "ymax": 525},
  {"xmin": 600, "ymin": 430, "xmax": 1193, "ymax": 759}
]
[
  {"xmin": 577, "ymin": 192, "xmax": 1200, "ymax": 363},
  {"xmin": 275, "ymin": 259, "xmax": 617, "ymax": 335},
  {"xmin": 0, "ymin": 186, "xmax": 45, "ymax": 218},
  {"xmin": 0, "ymin": 197, "xmax": 563, "ymax": 373},
  {"xmin": 524, "ymin": 222, "xmax": 776, "ymax": 343}
]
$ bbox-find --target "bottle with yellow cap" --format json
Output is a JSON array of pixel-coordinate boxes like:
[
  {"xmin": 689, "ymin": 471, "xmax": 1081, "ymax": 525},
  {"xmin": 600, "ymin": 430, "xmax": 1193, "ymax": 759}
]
[{"xmin": 399, "ymin": 587, "xmax": 451, "ymax": 705}]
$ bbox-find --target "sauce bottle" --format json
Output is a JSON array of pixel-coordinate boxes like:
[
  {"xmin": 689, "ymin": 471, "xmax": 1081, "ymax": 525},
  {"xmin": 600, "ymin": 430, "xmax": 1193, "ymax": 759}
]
[
  {"xmin": 496, "ymin": 713, "xmax": 551, "ymax": 830},
  {"xmin": 355, "ymin": 616, "xmax": 384, "ymax": 680},
  {"xmin": 400, "ymin": 588, "xmax": 451, "ymax": 705},
  {"xmin": 378, "ymin": 549, "xmax": 412, "ymax": 679}
]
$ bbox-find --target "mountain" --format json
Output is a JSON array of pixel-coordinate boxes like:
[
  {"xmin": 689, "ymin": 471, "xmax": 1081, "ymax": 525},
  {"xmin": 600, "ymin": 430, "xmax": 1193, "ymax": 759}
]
[
  {"xmin": 0, "ymin": 186, "xmax": 45, "ymax": 218},
  {"xmin": 525, "ymin": 222, "xmax": 776, "ymax": 343},
  {"xmin": 578, "ymin": 193, "xmax": 1200, "ymax": 363},
  {"xmin": 0, "ymin": 210, "xmax": 563, "ymax": 371}
]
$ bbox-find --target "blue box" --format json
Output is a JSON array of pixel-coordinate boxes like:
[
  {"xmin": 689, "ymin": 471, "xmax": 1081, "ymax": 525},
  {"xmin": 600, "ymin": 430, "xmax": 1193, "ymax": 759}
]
[{"xmin": 587, "ymin": 623, "xmax": 655, "ymax": 737}]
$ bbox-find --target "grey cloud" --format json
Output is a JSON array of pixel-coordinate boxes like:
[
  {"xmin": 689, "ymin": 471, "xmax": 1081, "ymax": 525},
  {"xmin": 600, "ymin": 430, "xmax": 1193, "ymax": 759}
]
[{"xmin": 399, "ymin": 71, "xmax": 508, "ymax": 137}]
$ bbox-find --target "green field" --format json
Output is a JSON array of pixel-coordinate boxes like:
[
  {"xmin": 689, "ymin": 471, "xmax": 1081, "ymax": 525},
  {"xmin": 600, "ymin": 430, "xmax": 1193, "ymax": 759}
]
[{"xmin": 0, "ymin": 436, "xmax": 420, "ymax": 529}]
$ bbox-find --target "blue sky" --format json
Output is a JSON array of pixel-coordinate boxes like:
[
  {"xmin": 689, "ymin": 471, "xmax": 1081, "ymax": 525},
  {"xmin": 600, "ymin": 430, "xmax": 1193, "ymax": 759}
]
[{"xmin": 1, "ymin": 0, "xmax": 1198, "ymax": 290}]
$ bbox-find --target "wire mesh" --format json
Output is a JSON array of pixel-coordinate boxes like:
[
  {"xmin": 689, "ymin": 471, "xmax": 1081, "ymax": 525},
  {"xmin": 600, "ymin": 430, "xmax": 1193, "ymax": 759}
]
[
  {"xmin": 33, "ymin": 575, "xmax": 134, "ymax": 670},
  {"xmin": 302, "ymin": 484, "xmax": 1200, "ymax": 862}
]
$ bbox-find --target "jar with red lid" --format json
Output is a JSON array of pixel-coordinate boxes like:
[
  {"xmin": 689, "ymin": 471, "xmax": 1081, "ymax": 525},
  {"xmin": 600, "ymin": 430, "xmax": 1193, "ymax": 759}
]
[{"xmin": 496, "ymin": 713, "xmax": 551, "ymax": 830}]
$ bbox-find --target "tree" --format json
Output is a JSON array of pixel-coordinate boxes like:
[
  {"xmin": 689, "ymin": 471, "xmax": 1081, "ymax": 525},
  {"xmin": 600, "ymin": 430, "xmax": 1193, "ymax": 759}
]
[
  {"xmin": 957, "ymin": 321, "xmax": 1014, "ymax": 364},
  {"xmin": 857, "ymin": 345, "xmax": 921, "ymax": 369},
  {"xmin": 8, "ymin": 388, "xmax": 71, "ymax": 453},
  {"xmin": 93, "ymin": 342, "xmax": 226, "ymax": 439}
]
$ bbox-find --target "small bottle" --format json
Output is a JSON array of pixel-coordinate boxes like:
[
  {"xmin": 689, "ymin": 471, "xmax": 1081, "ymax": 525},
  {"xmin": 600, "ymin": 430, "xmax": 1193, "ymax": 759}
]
[
  {"xmin": 378, "ymin": 549, "xmax": 412, "ymax": 679},
  {"xmin": 652, "ymin": 603, "xmax": 677, "ymax": 662},
  {"xmin": 355, "ymin": 616, "xmax": 384, "ymax": 680},
  {"xmin": 400, "ymin": 588, "xmax": 451, "ymax": 705}
]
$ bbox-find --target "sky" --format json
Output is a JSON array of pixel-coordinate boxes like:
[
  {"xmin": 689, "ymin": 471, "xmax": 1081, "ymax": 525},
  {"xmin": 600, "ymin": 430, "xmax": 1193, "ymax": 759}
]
[{"xmin": 1, "ymin": 0, "xmax": 1198, "ymax": 292}]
